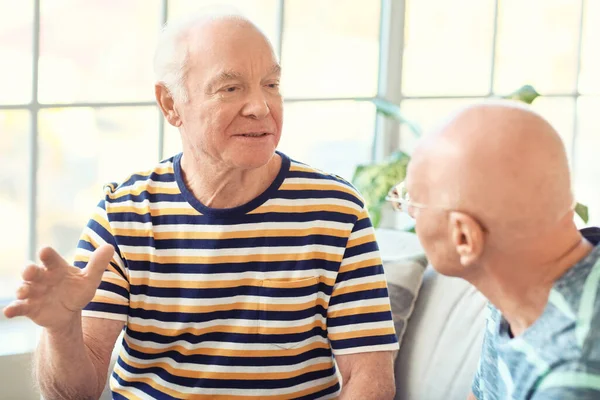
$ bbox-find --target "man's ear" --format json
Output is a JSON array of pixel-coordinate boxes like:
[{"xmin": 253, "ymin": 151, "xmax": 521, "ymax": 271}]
[
  {"xmin": 448, "ymin": 211, "xmax": 485, "ymax": 267},
  {"xmin": 155, "ymin": 83, "xmax": 182, "ymax": 127}
]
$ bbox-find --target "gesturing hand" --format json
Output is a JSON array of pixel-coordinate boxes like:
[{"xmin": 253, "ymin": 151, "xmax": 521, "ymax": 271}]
[{"xmin": 2, "ymin": 244, "xmax": 115, "ymax": 332}]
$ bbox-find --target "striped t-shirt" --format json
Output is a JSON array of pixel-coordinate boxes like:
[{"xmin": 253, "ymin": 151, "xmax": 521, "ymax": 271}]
[
  {"xmin": 472, "ymin": 231, "xmax": 600, "ymax": 400},
  {"xmin": 74, "ymin": 151, "xmax": 399, "ymax": 400}
]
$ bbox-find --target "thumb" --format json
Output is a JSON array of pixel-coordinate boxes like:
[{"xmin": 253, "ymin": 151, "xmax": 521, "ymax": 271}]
[{"xmin": 82, "ymin": 244, "xmax": 115, "ymax": 283}]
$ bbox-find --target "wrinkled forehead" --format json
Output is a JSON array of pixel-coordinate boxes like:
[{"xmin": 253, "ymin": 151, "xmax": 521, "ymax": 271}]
[{"xmin": 186, "ymin": 27, "xmax": 278, "ymax": 82}]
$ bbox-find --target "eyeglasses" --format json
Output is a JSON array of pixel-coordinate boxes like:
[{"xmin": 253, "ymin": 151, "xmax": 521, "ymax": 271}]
[
  {"xmin": 386, "ymin": 180, "xmax": 578, "ymax": 232},
  {"xmin": 384, "ymin": 181, "xmax": 428, "ymax": 215}
]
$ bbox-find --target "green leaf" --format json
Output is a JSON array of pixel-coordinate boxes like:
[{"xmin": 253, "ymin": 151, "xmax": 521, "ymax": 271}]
[
  {"xmin": 370, "ymin": 208, "xmax": 382, "ymax": 229},
  {"xmin": 372, "ymin": 98, "xmax": 422, "ymax": 137},
  {"xmin": 575, "ymin": 202, "xmax": 589, "ymax": 224},
  {"xmin": 352, "ymin": 151, "xmax": 412, "ymax": 228},
  {"xmin": 502, "ymin": 84, "xmax": 540, "ymax": 105}
]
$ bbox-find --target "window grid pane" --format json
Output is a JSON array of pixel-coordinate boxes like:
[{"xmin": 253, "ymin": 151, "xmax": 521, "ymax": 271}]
[
  {"xmin": 279, "ymin": 100, "xmax": 376, "ymax": 181},
  {"xmin": 281, "ymin": 0, "xmax": 381, "ymax": 98},
  {"xmin": 0, "ymin": 0, "xmax": 33, "ymax": 105},
  {"xmin": 579, "ymin": 0, "xmax": 600, "ymax": 95},
  {"xmin": 0, "ymin": 110, "xmax": 31, "ymax": 300},
  {"xmin": 402, "ymin": 0, "xmax": 495, "ymax": 96},
  {"xmin": 7, "ymin": 0, "xmax": 598, "ymax": 309},
  {"xmin": 493, "ymin": 0, "xmax": 582, "ymax": 95},
  {"xmin": 575, "ymin": 97, "xmax": 600, "ymax": 227},
  {"xmin": 37, "ymin": 107, "xmax": 159, "ymax": 261},
  {"xmin": 38, "ymin": 0, "xmax": 161, "ymax": 104}
]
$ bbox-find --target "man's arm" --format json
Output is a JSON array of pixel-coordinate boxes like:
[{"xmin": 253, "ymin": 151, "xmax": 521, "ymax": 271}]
[
  {"xmin": 336, "ymin": 351, "xmax": 396, "ymax": 400},
  {"xmin": 326, "ymin": 204, "xmax": 399, "ymax": 398},
  {"xmin": 530, "ymin": 366, "xmax": 600, "ymax": 400},
  {"xmin": 2, "ymin": 244, "xmax": 126, "ymax": 400},
  {"xmin": 532, "ymin": 387, "xmax": 600, "ymax": 400},
  {"xmin": 467, "ymin": 391, "xmax": 477, "ymax": 400},
  {"xmin": 35, "ymin": 316, "xmax": 124, "ymax": 400}
]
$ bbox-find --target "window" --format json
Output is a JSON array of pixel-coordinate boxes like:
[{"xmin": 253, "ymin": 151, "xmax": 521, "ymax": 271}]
[
  {"xmin": 38, "ymin": 0, "xmax": 160, "ymax": 104},
  {"xmin": 0, "ymin": 111, "xmax": 30, "ymax": 297},
  {"xmin": 1, "ymin": 0, "xmax": 598, "ymax": 302},
  {"xmin": 37, "ymin": 107, "xmax": 159, "ymax": 260},
  {"xmin": 279, "ymin": 101, "xmax": 376, "ymax": 179},
  {"xmin": 397, "ymin": 0, "xmax": 600, "ymax": 228},
  {"xmin": 0, "ymin": 0, "xmax": 382, "ymax": 301}
]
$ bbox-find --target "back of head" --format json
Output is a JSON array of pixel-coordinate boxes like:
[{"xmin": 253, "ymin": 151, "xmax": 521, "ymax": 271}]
[{"xmin": 410, "ymin": 101, "xmax": 574, "ymax": 249}]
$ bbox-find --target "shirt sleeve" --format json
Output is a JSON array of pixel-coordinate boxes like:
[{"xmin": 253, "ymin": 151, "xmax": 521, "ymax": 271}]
[
  {"xmin": 73, "ymin": 195, "xmax": 130, "ymax": 322},
  {"xmin": 531, "ymin": 364, "xmax": 600, "ymax": 400},
  {"xmin": 326, "ymin": 206, "xmax": 399, "ymax": 355}
]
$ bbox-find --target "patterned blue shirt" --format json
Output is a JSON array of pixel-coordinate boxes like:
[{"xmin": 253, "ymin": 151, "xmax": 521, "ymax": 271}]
[{"xmin": 473, "ymin": 228, "xmax": 600, "ymax": 399}]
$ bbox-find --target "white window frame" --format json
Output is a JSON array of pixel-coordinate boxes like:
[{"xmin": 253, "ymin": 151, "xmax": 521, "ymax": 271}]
[
  {"xmin": 0, "ymin": 0, "xmax": 589, "ymax": 263},
  {"xmin": 381, "ymin": 0, "xmax": 587, "ymax": 168}
]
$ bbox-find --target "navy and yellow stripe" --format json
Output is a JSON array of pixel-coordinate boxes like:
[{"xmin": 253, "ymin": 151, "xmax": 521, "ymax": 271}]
[{"xmin": 75, "ymin": 152, "xmax": 398, "ymax": 399}]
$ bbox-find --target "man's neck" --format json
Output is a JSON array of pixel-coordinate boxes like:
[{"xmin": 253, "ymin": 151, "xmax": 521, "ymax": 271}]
[
  {"xmin": 469, "ymin": 235, "xmax": 593, "ymax": 337},
  {"xmin": 180, "ymin": 152, "xmax": 282, "ymax": 209}
]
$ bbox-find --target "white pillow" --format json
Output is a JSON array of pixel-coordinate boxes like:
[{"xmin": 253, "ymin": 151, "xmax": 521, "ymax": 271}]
[
  {"xmin": 382, "ymin": 256, "xmax": 427, "ymax": 349},
  {"xmin": 375, "ymin": 229, "xmax": 428, "ymax": 349}
]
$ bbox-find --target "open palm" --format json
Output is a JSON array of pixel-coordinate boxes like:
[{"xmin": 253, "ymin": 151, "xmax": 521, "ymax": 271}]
[{"xmin": 2, "ymin": 245, "xmax": 115, "ymax": 331}]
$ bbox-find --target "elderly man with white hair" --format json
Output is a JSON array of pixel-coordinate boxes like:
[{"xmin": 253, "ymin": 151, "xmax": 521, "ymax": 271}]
[{"xmin": 3, "ymin": 12, "xmax": 398, "ymax": 400}]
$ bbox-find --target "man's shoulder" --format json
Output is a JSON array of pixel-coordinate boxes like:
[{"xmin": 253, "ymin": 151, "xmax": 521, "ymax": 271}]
[
  {"xmin": 579, "ymin": 246, "xmax": 600, "ymax": 357},
  {"xmin": 285, "ymin": 156, "xmax": 365, "ymax": 206},
  {"xmin": 102, "ymin": 156, "xmax": 177, "ymax": 200},
  {"xmin": 551, "ymin": 242, "xmax": 600, "ymax": 309},
  {"xmin": 540, "ymin": 244, "xmax": 600, "ymax": 363},
  {"xmin": 532, "ymin": 359, "xmax": 600, "ymax": 398}
]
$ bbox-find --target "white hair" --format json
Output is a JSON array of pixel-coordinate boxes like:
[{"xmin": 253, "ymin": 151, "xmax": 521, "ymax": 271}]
[{"xmin": 153, "ymin": 6, "xmax": 250, "ymax": 103}]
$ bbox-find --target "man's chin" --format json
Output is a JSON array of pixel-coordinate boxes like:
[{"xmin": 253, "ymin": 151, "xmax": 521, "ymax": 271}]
[{"xmin": 231, "ymin": 149, "xmax": 278, "ymax": 171}]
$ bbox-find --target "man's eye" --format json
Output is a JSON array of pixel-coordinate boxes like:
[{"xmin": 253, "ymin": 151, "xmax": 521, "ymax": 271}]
[
  {"xmin": 219, "ymin": 86, "xmax": 240, "ymax": 93},
  {"xmin": 267, "ymin": 83, "xmax": 279, "ymax": 89}
]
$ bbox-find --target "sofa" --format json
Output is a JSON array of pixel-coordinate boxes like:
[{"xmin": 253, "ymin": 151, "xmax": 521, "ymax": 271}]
[
  {"xmin": 376, "ymin": 228, "xmax": 488, "ymax": 400},
  {"xmin": 391, "ymin": 265, "xmax": 488, "ymax": 399},
  {"xmin": 101, "ymin": 229, "xmax": 488, "ymax": 400}
]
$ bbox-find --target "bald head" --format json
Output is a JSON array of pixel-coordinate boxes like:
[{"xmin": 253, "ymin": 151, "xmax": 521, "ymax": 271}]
[{"xmin": 408, "ymin": 101, "xmax": 573, "ymax": 239}]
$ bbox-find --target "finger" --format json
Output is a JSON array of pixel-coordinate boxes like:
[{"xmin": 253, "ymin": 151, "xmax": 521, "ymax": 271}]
[
  {"xmin": 21, "ymin": 263, "xmax": 43, "ymax": 282},
  {"xmin": 38, "ymin": 246, "xmax": 70, "ymax": 271},
  {"xmin": 83, "ymin": 244, "xmax": 115, "ymax": 283},
  {"xmin": 16, "ymin": 283, "xmax": 31, "ymax": 300},
  {"xmin": 15, "ymin": 282, "xmax": 46, "ymax": 300},
  {"xmin": 2, "ymin": 300, "xmax": 29, "ymax": 319}
]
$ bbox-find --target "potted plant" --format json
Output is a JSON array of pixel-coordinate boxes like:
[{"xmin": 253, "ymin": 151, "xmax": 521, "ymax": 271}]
[{"xmin": 352, "ymin": 85, "xmax": 589, "ymax": 228}]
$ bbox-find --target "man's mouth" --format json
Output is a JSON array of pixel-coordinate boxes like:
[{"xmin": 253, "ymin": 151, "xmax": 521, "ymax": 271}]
[{"xmin": 238, "ymin": 132, "xmax": 269, "ymax": 137}]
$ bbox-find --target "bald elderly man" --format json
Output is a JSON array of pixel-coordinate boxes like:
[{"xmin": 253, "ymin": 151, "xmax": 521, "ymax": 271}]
[
  {"xmin": 3, "ymin": 13, "xmax": 398, "ymax": 400},
  {"xmin": 390, "ymin": 102, "xmax": 600, "ymax": 400}
]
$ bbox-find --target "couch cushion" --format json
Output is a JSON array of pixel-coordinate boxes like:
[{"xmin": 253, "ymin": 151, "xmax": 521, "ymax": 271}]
[
  {"xmin": 376, "ymin": 229, "xmax": 428, "ymax": 352},
  {"xmin": 384, "ymin": 257, "xmax": 428, "ymax": 348},
  {"xmin": 394, "ymin": 267, "xmax": 488, "ymax": 400}
]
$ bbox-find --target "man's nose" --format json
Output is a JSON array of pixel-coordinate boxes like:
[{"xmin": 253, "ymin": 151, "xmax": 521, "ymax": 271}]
[{"xmin": 241, "ymin": 89, "xmax": 270, "ymax": 119}]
